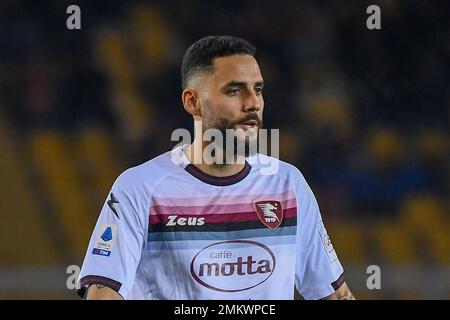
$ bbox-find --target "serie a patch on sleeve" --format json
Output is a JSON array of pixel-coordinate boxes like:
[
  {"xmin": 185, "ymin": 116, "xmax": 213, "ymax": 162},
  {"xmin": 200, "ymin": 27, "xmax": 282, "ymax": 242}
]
[
  {"xmin": 92, "ymin": 224, "xmax": 117, "ymax": 257},
  {"xmin": 317, "ymin": 221, "xmax": 338, "ymax": 263}
]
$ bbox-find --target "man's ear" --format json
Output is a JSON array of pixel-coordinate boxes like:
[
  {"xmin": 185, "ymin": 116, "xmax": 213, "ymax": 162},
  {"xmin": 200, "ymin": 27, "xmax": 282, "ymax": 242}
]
[{"xmin": 182, "ymin": 88, "xmax": 201, "ymax": 117}]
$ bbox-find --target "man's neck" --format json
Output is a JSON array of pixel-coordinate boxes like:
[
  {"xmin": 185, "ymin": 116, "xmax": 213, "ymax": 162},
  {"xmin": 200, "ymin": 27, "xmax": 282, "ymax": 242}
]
[{"xmin": 184, "ymin": 142, "xmax": 246, "ymax": 177}]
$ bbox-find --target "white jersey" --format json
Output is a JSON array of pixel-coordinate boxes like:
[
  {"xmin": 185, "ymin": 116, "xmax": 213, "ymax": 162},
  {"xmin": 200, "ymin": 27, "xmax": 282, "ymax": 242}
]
[{"xmin": 78, "ymin": 145, "xmax": 344, "ymax": 300}]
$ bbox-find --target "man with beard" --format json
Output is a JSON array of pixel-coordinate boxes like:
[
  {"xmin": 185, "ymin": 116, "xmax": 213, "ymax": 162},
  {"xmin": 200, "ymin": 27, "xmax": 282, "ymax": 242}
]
[{"xmin": 78, "ymin": 36, "xmax": 354, "ymax": 300}]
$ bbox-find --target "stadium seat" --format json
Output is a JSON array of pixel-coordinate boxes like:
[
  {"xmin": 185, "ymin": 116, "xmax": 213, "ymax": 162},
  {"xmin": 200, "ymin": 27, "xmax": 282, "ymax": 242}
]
[
  {"xmin": 367, "ymin": 127, "xmax": 403, "ymax": 167},
  {"xmin": 30, "ymin": 131, "xmax": 95, "ymax": 260},
  {"xmin": 376, "ymin": 222, "xmax": 418, "ymax": 265},
  {"xmin": 0, "ymin": 120, "xmax": 57, "ymax": 265},
  {"xmin": 327, "ymin": 222, "xmax": 366, "ymax": 265},
  {"xmin": 129, "ymin": 4, "xmax": 170, "ymax": 68},
  {"xmin": 95, "ymin": 30, "xmax": 152, "ymax": 142},
  {"xmin": 78, "ymin": 126, "xmax": 120, "ymax": 194}
]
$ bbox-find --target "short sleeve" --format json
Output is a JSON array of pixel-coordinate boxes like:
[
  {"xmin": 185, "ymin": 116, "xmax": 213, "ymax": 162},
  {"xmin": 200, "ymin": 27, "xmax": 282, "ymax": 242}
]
[
  {"xmin": 294, "ymin": 171, "xmax": 344, "ymax": 300},
  {"xmin": 77, "ymin": 172, "xmax": 149, "ymax": 299}
]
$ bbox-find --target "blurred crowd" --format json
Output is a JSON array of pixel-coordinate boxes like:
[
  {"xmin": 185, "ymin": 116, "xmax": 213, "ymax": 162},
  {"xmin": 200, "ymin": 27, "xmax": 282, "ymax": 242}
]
[{"xmin": 0, "ymin": 0, "xmax": 448, "ymax": 217}]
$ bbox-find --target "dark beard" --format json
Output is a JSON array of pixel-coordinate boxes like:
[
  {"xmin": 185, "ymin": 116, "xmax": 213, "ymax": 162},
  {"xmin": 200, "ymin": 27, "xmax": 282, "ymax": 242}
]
[{"xmin": 204, "ymin": 113, "xmax": 263, "ymax": 159}]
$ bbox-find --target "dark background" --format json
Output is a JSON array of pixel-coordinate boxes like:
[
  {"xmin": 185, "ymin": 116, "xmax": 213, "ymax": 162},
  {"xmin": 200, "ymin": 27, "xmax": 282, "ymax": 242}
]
[{"xmin": 0, "ymin": 0, "xmax": 448, "ymax": 299}]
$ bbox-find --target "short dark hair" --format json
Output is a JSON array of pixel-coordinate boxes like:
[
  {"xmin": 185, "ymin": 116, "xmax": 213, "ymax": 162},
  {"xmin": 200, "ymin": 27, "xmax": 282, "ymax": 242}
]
[{"xmin": 181, "ymin": 35, "xmax": 256, "ymax": 89}]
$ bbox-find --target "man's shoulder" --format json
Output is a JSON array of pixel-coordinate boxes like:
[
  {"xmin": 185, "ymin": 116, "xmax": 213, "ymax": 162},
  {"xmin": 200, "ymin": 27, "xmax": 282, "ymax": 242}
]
[
  {"xmin": 114, "ymin": 149, "xmax": 183, "ymax": 189},
  {"xmin": 250, "ymin": 153, "xmax": 304, "ymax": 180},
  {"xmin": 251, "ymin": 154, "xmax": 315, "ymax": 201}
]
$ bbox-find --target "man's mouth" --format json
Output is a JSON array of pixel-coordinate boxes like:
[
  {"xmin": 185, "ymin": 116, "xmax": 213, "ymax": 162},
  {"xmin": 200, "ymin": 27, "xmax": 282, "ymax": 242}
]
[{"xmin": 239, "ymin": 120, "xmax": 258, "ymax": 130}]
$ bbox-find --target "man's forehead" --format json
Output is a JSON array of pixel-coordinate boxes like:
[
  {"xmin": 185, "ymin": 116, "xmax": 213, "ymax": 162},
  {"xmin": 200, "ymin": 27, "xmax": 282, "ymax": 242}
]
[{"xmin": 210, "ymin": 54, "xmax": 263, "ymax": 84}]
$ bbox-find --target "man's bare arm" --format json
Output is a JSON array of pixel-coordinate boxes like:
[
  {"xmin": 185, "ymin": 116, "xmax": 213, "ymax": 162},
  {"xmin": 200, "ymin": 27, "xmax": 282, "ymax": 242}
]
[
  {"xmin": 85, "ymin": 284, "xmax": 124, "ymax": 300},
  {"xmin": 322, "ymin": 282, "xmax": 356, "ymax": 300}
]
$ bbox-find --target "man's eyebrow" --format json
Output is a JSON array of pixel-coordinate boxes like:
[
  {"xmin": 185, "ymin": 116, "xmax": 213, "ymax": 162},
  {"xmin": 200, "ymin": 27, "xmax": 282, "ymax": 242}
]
[{"xmin": 223, "ymin": 81, "xmax": 265, "ymax": 88}]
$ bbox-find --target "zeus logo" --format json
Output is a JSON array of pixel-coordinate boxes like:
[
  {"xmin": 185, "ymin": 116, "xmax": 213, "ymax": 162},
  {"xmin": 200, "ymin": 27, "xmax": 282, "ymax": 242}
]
[{"xmin": 165, "ymin": 215, "xmax": 205, "ymax": 226}]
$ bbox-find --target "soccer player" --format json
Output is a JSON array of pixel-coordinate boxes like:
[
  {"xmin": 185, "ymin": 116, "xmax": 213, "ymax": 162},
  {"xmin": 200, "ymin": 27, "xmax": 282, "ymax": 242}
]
[{"xmin": 77, "ymin": 36, "xmax": 355, "ymax": 300}]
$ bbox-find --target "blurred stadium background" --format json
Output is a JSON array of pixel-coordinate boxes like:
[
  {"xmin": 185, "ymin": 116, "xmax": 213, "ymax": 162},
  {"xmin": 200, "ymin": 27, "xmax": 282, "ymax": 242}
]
[{"xmin": 0, "ymin": 0, "xmax": 448, "ymax": 299}]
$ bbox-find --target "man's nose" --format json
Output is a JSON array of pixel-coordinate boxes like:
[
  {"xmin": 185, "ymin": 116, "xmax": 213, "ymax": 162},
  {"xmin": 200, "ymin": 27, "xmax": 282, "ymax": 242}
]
[{"xmin": 243, "ymin": 91, "xmax": 261, "ymax": 112}]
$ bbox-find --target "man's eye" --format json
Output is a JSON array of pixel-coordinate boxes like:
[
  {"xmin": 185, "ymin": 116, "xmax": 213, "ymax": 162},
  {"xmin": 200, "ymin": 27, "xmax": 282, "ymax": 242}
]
[
  {"xmin": 227, "ymin": 89, "xmax": 240, "ymax": 95},
  {"xmin": 255, "ymin": 87, "xmax": 264, "ymax": 95}
]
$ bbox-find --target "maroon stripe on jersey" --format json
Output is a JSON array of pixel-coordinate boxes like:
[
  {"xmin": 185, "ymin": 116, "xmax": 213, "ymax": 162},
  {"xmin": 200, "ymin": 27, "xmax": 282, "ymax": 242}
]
[
  {"xmin": 149, "ymin": 206, "xmax": 297, "ymax": 225},
  {"xmin": 79, "ymin": 275, "xmax": 122, "ymax": 293},
  {"xmin": 150, "ymin": 198, "xmax": 297, "ymax": 216},
  {"xmin": 331, "ymin": 273, "xmax": 345, "ymax": 291}
]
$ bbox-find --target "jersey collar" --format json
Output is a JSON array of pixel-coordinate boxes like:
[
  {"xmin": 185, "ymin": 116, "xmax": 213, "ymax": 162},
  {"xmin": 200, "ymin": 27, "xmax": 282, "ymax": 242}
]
[
  {"xmin": 174, "ymin": 145, "xmax": 252, "ymax": 186},
  {"xmin": 184, "ymin": 161, "xmax": 251, "ymax": 186}
]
